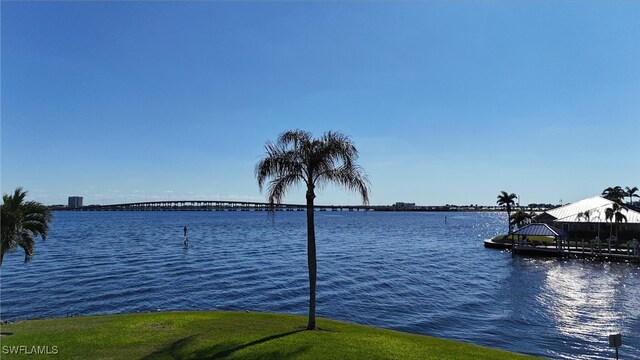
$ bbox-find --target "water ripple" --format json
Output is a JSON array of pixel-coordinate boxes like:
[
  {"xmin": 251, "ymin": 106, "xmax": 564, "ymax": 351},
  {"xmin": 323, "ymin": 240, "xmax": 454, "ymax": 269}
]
[{"xmin": 1, "ymin": 211, "xmax": 638, "ymax": 359}]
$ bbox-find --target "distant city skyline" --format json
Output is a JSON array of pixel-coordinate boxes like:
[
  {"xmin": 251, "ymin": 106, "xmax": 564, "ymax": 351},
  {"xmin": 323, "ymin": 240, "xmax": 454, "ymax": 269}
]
[{"xmin": 2, "ymin": 2, "xmax": 639, "ymax": 206}]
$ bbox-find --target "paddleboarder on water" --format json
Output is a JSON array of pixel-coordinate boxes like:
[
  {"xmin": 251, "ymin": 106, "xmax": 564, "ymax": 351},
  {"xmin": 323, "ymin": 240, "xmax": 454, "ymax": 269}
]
[{"xmin": 183, "ymin": 225, "xmax": 188, "ymax": 246}]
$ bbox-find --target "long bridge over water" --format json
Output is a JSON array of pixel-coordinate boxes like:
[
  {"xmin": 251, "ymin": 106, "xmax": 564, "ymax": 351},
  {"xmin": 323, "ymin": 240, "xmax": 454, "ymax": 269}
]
[
  {"xmin": 57, "ymin": 200, "xmax": 522, "ymax": 212},
  {"xmin": 60, "ymin": 200, "xmax": 385, "ymax": 212}
]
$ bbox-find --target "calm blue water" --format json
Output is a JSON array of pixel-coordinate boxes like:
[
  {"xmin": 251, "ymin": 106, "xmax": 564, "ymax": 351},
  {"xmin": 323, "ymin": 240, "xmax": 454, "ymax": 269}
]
[{"xmin": 1, "ymin": 211, "xmax": 638, "ymax": 359}]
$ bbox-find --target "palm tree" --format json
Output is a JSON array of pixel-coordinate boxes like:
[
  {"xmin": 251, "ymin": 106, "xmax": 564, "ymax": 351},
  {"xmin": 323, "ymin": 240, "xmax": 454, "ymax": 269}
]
[
  {"xmin": 256, "ymin": 130, "xmax": 370, "ymax": 330},
  {"xmin": 625, "ymin": 186, "xmax": 639, "ymax": 205},
  {"xmin": 602, "ymin": 186, "xmax": 626, "ymax": 203},
  {"xmin": 1, "ymin": 187, "xmax": 53, "ymax": 265},
  {"xmin": 497, "ymin": 191, "xmax": 517, "ymax": 233},
  {"xmin": 509, "ymin": 209, "xmax": 533, "ymax": 230},
  {"xmin": 605, "ymin": 202, "xmax": 627, "ymax": 239}
]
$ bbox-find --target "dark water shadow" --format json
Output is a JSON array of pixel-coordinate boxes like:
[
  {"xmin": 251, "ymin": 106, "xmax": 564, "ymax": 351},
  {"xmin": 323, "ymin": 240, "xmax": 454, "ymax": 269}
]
[{"xmin": 141, "ymin": 330, "xmax": 306, "ymax": 359}]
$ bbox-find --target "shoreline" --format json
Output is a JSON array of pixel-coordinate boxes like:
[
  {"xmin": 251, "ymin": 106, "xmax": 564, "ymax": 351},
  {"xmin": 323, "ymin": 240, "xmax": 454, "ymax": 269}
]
[{"xmin": 0, "ymin": 310, "xmax": 542, "ymax": 359}]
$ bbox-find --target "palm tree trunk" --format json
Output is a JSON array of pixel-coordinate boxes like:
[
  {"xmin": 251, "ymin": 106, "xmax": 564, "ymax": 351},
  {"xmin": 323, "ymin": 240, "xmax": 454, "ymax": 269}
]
[
  {"xmin": 610, "ymin": 223, "xmax": 613, "ymax": 239},
  {"xmin": 306, "ymin": 188, "xmax": 317, "ymax": 330}
]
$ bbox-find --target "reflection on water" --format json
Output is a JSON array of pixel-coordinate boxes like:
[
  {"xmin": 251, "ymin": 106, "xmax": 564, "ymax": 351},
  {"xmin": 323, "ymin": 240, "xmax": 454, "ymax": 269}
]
[
  {"xmin": 0, "ymin": 211, "xmax": 638, "ymax": 359},
  {"xmin": 541, "ymin": 263, "xmax": 636, "ymax": 359},
  {"xmin": 502, "ymin": 259, "xmax": 640, "ymax": 360}
]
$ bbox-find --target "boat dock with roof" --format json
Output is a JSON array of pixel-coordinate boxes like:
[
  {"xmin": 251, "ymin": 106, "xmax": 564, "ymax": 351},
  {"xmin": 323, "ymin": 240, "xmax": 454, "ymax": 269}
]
[
  {"xmin": 485, "ymin": 223, "xmax": 640, "ymax": 263},
  {"xmin": 485, "ymin": 195, "xmax": 640, "ymax": 263}
]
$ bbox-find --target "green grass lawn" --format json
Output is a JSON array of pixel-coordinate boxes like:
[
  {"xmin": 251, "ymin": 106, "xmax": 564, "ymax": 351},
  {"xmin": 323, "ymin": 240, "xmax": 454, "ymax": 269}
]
[{"xmin": 0, "ymin": 311, "xmax": 542, "ymax": 359}]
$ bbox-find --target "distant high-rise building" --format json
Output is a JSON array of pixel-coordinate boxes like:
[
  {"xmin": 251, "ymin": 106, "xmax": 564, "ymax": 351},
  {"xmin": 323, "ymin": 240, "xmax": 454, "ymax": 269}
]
[{"xmin": 68, "ymin": 196, "xmax": 83, "ymax": 208}]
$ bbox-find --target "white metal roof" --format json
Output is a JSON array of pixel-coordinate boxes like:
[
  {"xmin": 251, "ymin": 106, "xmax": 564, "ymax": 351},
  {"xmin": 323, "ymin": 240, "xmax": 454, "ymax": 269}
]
[{"xmin": 544, "ymin": 196, "xmax": 640, "ymax": 223}]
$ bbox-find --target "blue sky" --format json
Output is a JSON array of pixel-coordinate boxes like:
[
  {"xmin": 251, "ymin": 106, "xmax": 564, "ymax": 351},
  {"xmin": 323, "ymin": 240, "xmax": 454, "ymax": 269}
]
[{"xmin": 2, "ymin": 2, "xmax": 639, "ymax": 206}]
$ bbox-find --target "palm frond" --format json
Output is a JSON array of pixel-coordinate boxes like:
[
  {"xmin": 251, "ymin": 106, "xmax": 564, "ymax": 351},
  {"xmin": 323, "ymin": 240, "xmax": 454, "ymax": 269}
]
[
  {"xmin": 23, "ymin": 201, "xmax": 52, "ymax": 240},
  {"xmin": 602, "ymin": 186, "xmax": 626, "ymax": 202},
  {"xmin": 17, "ymin": 231, "xmax": 35, "ymax": 263},
  {"xmin": 256, "ymin": 130, "xmax": 370, "ymax": 205},
  {"xmin": 317, "ymin": 164, "xmax": 370, "ymax": 205},
  {"xmin": 496, "ymin": 191, "xmax": 517, "ymax": 206},
  {"xmin": 319, "ymin": 131, "xmax": 358, "ymax": 168},
  {"xmin": 1, "ymin": 187, "xmax": 52, "ymax": 265},
  {"xmin": 266, "ymin": 173, "xmax": 305, "ymax": 206},
  {"xmin": 256, "ymin": 143, "xmax": 306, "ymax": 192},
  {"xmin": 278, "ymin": 130, "xmax": 312, "ymax": 150}
]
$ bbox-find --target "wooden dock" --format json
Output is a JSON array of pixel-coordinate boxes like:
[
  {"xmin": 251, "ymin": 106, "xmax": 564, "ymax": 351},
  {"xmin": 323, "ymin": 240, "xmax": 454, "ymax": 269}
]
[{"xmin": 484, "ymin": 238, "xmax": 640, "ymax": 263}]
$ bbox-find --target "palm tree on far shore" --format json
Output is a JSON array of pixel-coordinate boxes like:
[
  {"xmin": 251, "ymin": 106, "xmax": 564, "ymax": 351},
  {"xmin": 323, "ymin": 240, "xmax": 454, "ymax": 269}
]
[
  {"xmin": 1, "ymin": 187, "xmax": 53, "ymax": 265},
  {"xmin": 605, "ymin": 202, "xmax": 627, "ymax": 239},
  {"xmin": 497, "ymin": 191, "xmax": 517, "ymax": 233},
  {"xmin": 510, "ymin": 209, "xmax": 533, "ymax": 230},
  {"xmin": 625, "ymin": 186, "xmax": 639, "ymax": 205},
  {"xmin": 602, "ymin": 186, "xmax": 626, "ymax": 203},
  {"xmin": 256, "ymin": 130, "xmax": 370, "ymax": 330}
]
